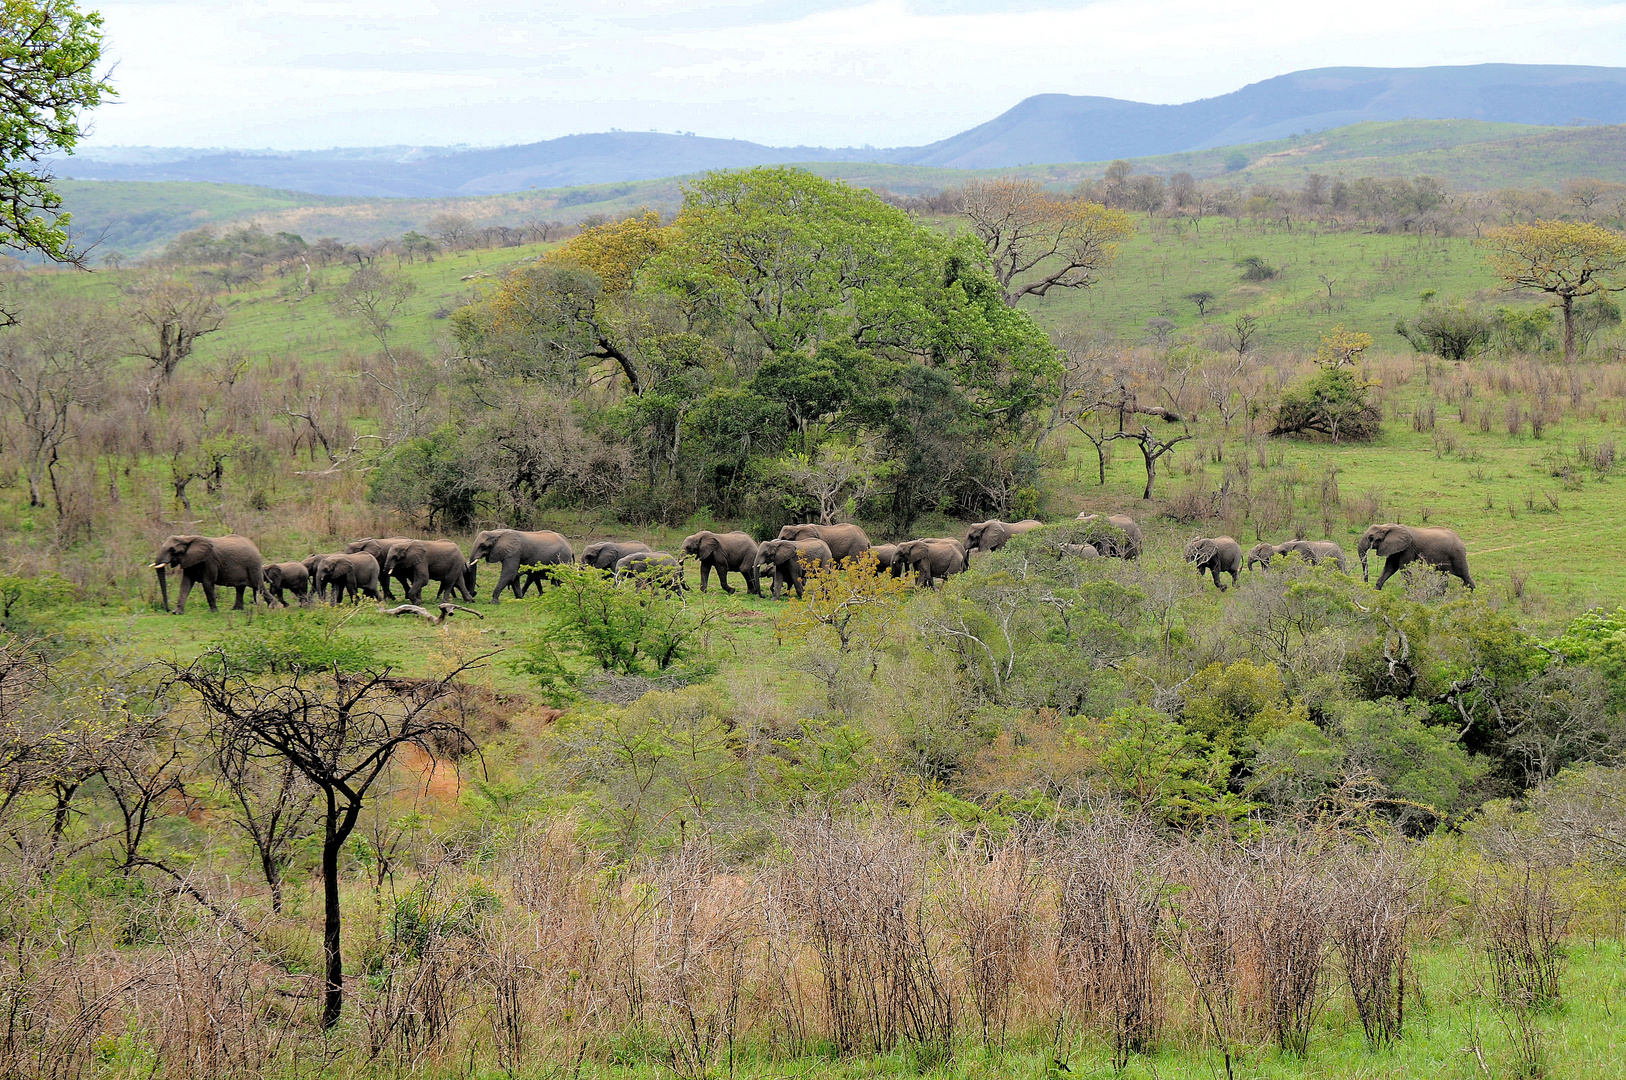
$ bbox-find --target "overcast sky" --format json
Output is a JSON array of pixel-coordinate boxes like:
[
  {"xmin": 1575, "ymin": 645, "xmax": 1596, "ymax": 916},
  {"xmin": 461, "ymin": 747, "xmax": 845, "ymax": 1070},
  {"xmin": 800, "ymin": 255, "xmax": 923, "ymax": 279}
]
[{"xmin": 81, "ymin": 0, "xmax": 1626, "ymax": 151}]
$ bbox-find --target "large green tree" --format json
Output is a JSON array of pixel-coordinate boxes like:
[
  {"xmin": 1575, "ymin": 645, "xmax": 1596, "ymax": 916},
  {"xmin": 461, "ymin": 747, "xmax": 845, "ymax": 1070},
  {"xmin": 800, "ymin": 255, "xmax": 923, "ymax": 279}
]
[{"xmin": 1, "ymin": 0, "xmax": 113, "ymax": 317}]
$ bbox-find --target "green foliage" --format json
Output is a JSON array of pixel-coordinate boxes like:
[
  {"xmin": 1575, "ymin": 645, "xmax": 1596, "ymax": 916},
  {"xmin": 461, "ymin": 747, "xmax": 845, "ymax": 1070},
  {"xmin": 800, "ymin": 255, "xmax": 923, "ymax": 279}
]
[
  {"xmin": 367, "ymin": 425, "xmax": 479, "ymax": 528},
  {"xmin": 0, "ymin": 0, "xmax": 114, "ymax": 271},
  {"xmin": 1395, "ymin": 298, "xmax": 1494, "ymax": 359},
  {"xmin": 1181, "ymin": 659, "xmax": 1305, "ymax": 758},
  {"xmin": 388, "ymin": 880, "xmax": 499, "ymax": 961},
  {"xmin": 511, "ymin": 566, "xmax": 722, "ymax": 701},
  {"xmin": 1549, "ymin": 608, "xmax": 1626, "ymax": 707},
  {"xmin": 1270, "ymin": 365, "xmax": 1382, "ymax": 441},
  {"xmin": 1084, "ymin": 706, "xmax": 1255, "ymax": 827},
  {"xmin": 0, "ymin": 572, "xmax": 75, "ymax": 633},
  {"xmin": 1237, "ymin": 255, "xmax": 1277, "ymax": 281},
  {"xmin": 1495, "ymin": 304, "xmax": 1555, "ymax": 351},
  {"xmin": 1331, "ymin": 698, "xmax": 1484, "ymax": 824},
  {"xmin": 202, "ymin": 610, "xmax": 385, "ymax": 675}
]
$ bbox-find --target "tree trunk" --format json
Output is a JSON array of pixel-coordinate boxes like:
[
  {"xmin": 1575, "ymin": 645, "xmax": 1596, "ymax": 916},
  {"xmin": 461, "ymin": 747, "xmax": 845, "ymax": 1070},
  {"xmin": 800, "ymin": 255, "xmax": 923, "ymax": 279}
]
[
  {"xmin": 322, "ymin": 827, "xmax": 342, "ymax": 1028},
  {"xmin": 1561, "ymin": 292, "xmax": 1576, "ymax": 363}
]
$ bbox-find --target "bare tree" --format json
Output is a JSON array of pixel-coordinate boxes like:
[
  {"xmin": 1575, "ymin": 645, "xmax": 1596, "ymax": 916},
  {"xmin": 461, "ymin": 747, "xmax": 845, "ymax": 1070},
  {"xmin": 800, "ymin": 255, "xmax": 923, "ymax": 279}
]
[
  {"xmin": 427, "ymin": 212, "xmax": 474, "ymax": 250},
  {"xmin": 779, "ymin": 444, "xmax": 877, "ymax": 525},
  {"xmin": 330, "ymin": 266, "xmax": 434, "ymax": 438},
  {"xmin": 958, "ymin": 178, "xmax": 1133, "ymax": 306},
  {"xmin": 123, "ymin": 276, "xmax": 225, "ymax": 401},
  {"xmin": 1110, "ymin": 423, "xmax": 1193, "ymax": 500},
  {"xmin": 213, "ymin": 746, "xmax": 317, "ymax": 913}
]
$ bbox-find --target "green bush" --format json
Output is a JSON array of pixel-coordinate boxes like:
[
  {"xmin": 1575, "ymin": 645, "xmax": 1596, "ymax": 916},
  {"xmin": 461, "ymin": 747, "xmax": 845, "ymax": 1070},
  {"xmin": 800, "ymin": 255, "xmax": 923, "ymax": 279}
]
[
  {"xmin": 1270, "ymin": 366, "xmax": 1382, "ymax": 442},
  {"xmin": 203, "ymin": 609, "xmax": 385, "ymax": 674}
]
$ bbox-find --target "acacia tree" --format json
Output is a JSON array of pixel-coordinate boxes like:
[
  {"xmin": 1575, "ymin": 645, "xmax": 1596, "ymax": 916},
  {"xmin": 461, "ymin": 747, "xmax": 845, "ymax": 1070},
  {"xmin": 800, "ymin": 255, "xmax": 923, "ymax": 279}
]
[
  {"xmin": 123, "ymin": 276, "xmax": 226, "ymax": 399},
  {"xmin": 174, "ymin": 657, "xmax": 482, "ymax": 1028},
  {"xmin": 0, "ymin": 0, "xmax": 113, "ymax": 322},
  {"xmin": 1481, "ymin": 221, "xmax": 1626, "ymax": 362},
  {"xmin": 958, "ymin": 178, "xmax": 1133, "ymax": 306}
]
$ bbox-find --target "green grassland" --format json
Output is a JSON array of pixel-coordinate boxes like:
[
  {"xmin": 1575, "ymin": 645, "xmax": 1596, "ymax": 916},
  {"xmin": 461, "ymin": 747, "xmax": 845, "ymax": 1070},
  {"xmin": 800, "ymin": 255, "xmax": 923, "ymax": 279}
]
[{"xmin": 52, "ymin": 120, "xmax": 1626, "ymax": 259}]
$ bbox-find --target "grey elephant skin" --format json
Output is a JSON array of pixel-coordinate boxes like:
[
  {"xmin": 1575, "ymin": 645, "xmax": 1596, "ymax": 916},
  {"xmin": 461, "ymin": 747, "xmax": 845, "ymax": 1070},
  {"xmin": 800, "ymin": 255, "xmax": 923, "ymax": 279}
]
[
  {"xmin": 1358, "ymin": 524, "xmax": 1474, "ymax": 589},
  {"xmin": 1060, "ymin": 542, "xmax": 1100, "ymax": 558},
  {"xmin": 756, "ymin": 538, "xmax": 833, "ymax": 599},
  {"xmin": 614, "ymin": 551, "xmax": 685, "ymax": 592},
  {"xmin": 681, "ymin": 530, "xmax": 761, "ymax": 594},
  {"xmin": 896, "ymin": 538, "xmax": 967, "ymax": 587},
  {"xmin": 345, "ymin": 538, "xmax": 415, "ymax": 599},
  {"xmin": 871, "ymin": 543, "xmax": 903, "ymax": 576},
  {"xmin": 1075, "ymin": 514, "xmax": 1143, "ymax": 559},
  {"xmin": 468, "ymin": 529, "xmax": 574, "ymax": 602},
  {"xmin": 1247, "ymin": 540, "xmax": 1347, "ymax": 571},
  {"xmin": 964, "ymin": 519, "xmax": 1043, "ymax": 562},
  {"xmin": 1186, "ymin": 536, "xmax": 1243, "ymax": 590},
  {"xmin": 581, "ymin": 540, "xmax": 651, "ymax": 571},
  {"xmin": 383, "ymin": 540, "xmax": 473, "ymax": 604},
  {"xmin": 313, "ymin": 552, "xmax": 383, "ymax": 604},
  {"xmin": 777, "ymin": 523, "xmax": 870, "ymax": 563},
  {"xmin": 152, "ymin": 534, "xmax": 264, "ymax": 614},
  {"xmin": 262, "ymin": 561, "xmax": 311, "ymax": 606}
]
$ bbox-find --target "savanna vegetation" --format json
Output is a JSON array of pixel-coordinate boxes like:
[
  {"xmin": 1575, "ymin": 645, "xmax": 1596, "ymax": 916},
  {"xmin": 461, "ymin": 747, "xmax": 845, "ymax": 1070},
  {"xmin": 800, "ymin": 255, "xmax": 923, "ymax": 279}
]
[{"xmin": 7, "ymin": 5, "xmax": 1626, "ymax": 1078}]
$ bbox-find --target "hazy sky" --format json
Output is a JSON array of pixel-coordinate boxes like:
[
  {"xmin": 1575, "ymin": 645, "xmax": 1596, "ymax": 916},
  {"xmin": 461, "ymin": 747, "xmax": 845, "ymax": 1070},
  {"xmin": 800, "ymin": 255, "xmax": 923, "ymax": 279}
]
[{"xmin": 82, "ymin": 0, "xmax": 1626, "ymax": 150}]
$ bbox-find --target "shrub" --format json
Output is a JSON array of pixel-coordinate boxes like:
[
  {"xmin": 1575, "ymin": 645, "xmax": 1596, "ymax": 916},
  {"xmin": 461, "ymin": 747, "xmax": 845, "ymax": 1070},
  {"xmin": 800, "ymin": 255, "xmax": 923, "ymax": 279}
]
[
  {"xmin": 1269, "ymin": 367, "xmax": 1382, "ymax": 442},
  {"xmin": 1236, "ymin": 255, "xmax": 1276, "ymax": 281},
  {"xmin": 1395, "ymin": 300, "xmax": 1493, "ymax": 360}
]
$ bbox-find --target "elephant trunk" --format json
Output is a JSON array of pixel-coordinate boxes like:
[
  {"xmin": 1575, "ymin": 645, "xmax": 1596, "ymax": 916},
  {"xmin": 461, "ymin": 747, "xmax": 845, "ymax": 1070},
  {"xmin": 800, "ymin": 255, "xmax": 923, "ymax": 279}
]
[
  {"xmin": 154, "ymin": 564, "xmax": 171, "ymax": 612},
  {"xmin": 1357, "ymin": 541, "xmax": 1371, "ymax": 581}
]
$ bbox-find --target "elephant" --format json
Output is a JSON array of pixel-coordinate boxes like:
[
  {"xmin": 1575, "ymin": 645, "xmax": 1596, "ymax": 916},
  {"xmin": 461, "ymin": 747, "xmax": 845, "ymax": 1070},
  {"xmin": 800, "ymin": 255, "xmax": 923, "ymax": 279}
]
[
  {"xmin": 1357, "ymin": 524, "xmax": 1474, "ymax": 590},
  {"xmin": 581, "ymin": 540, "xmax": 651, "ymax": 571},
  {"xmin": 614, "ymin": 551, "xmax": 686, "ymax": 592},
  {"xmin": 756, "ymin": 538, "xmax": 834, "ymax": 600},
  {"xmin": 468, "ymin": 529, "xmax": 574, "ymax": 603},
  {"xmin": 151, "ymin": 534, "xmax": 264, "ymax": 614},
  {"xmin": 345, "ymin": 538, "xmax": 415, "ymax": 600},
  {"xmin": 1248, "ymin": 540, "xmax": 1347, "ymax": 571},
  {"xmin": 313, "ymin": 552, "xmax": 383, "ymax": 604},
  {"xmin": 964, "ymin": 519, "xmax": 1043, "ymax": 561},
  {"xmin": 1186, "ymin": 536, "xmax": 1243, "ymax": 590},
  {"xmin": 871, "ymin": 543, "xmax": 903, "ymax": 576},
  {"xmin": 1060, "ymin": 542, "xmax": 1100, "ymax": 558},
  {"xmin": 776, "ymin": 523, "xmax": 870, "ymax": 564},
  {"xmin": 680, "ymin": 531, "xmax": 761, "ymax": 594},
  {"xmin": 261, "ymin": 561, "xmax": 311, "ymax": 606},
  {"xmin": 382, "ymin": 540, "xmax": 473, "ymax": 604},
  {"xmin": 1075, "ymin": 513, "xmax": 1143, "ymax": 559},
  {"xmin": 896, "ymin": 538, "xmax": 967, "ymax": 587}
]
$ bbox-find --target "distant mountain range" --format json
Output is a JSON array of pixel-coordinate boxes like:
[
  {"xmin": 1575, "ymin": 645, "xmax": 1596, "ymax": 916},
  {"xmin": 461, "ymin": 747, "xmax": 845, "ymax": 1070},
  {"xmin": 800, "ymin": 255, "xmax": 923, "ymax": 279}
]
[{"xmin": 63, "ymin": 64, "xmax": 1626, "ymax": 197}]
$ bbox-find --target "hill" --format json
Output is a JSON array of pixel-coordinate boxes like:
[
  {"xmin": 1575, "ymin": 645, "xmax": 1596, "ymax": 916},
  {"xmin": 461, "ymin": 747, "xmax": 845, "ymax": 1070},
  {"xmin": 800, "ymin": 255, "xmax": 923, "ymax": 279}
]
[{"xmin": 63, "ymin": 64, "xmax": 1626, "ymax": 195}]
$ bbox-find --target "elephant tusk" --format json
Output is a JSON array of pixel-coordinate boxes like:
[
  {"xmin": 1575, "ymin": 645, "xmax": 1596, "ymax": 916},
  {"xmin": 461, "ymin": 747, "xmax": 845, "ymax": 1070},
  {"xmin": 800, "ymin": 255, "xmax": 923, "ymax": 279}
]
[{"xmin": 150, "ymin": 563, "xmax": 166, "ymax": 569}]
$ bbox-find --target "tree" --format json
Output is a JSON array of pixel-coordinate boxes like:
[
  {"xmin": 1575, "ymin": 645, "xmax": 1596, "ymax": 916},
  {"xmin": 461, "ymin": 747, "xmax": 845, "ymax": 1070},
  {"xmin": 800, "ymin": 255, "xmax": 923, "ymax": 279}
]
[
  {"xmin": 1110, "ymin": 424, "xmax": 1193, "ymax": 499},
  {"xmin": 1184, "ymin": 290, "xmax": 1216, "ymax": 317},
  {"xmin": 0, "ymin": 0, "xmax": 114, "ymax": 321},
  {"xmin": 1481, "ymin": 221, "xmax": 1626, "ymax": 362},
  {"xmin": 0, "ymin": 299, "xmax": 116, "ymax": 509},
  {"xmin": 778, "ymin": 443, "xmax": 877, "ymax": 525},
  {"xmin": 957, "ymin": 177, "xmax": 1133, "ymax": 306},
  {"xmin": 427, "ymin": 212, "xmax": 474, "ymax": 250},
  {"xmin": 330, "ymin": 266, "xmax": 431, "ymax": 438},
  {"xmin": 123, "ymin": 276, "xmax": 226, "ymax": 399},
  {"xmin": 777, "ymin": 551, "xmax": 910, "ymax": 655},
  {"xmin": 174, "ymin": 656, "xmax": 482, "ymax": 1028}
]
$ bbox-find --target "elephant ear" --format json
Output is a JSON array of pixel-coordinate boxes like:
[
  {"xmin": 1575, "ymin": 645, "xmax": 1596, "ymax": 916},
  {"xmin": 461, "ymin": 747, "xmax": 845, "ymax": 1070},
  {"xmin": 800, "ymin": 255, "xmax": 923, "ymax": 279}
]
[
  {"xmin": 179, "ymin": 536, "xmax": 215, "ymax": 567},
  {"xmin": 1375, "ymin": 527, "xmax": 1412, "ymax": 556},
  {"xmin": 700, "ymin": 535, "xmax": 720, "ymax": 559}
]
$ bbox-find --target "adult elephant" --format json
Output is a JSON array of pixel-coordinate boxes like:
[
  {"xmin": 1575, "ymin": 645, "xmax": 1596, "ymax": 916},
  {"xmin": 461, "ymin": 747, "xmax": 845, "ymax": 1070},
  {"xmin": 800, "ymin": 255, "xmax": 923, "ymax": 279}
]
[
  {"xmin": 314, "ymin": 552, "xmax": 383, "ymax": 604},
  {"xmin": 383, "ymin": 540, "xmax": 473, "ymax": 604},
  {"xmin": 871, "ymin": 544, "xmax": 902, "ymax": 576},
  {"xmin": 756, "ymin": 538, "xmax": 833, "ymax": 600},
  {"xmin": 1248, "ymin": 540, "xmax": 1347, "ymax": 571},
  {"xmin": 680, "ymin": 531, "xmax": 761, "ymax": 595},
  {"xmin": 468, "ymin": 529, "xmax": 574, "ymax": 603},
  {"xmin": 614, "ymin": 551, "xmax": 685, "ymax": 592},
  {"xmin": 581, "ymin": 540, "xmax": 650, "ymax": 571},
  {"xmin": 151, "ymin": 534, "xmax": 264, "ymax": 614},
  {"xmin": 777, "ymin": 523, "xmax": 870, "ymax": 564},
  {"xmin": 1075, "ymin": 513, "xmax": 1143, "ymax": 559},
  {"xmin": 896, "ymin": 538, "xmax": 967, "ymax": 587},
  {"xmin": 261, "ymin": 562, "xmax": 310, "ymax": 606},
  {"xmin": 964, "ymin": 519, "xmax": 1043, "ymax": 561},
  {"xmin": 1358, "ymin": 524, "xmax": 1474, "ymax": 590},
  {"xmin": 1186, "ymin": 536, "xmax": 1243, "ymax": 590},
  {"xmin": 345, "ymin": 537, "xmax": 415, "ymax": 600}
]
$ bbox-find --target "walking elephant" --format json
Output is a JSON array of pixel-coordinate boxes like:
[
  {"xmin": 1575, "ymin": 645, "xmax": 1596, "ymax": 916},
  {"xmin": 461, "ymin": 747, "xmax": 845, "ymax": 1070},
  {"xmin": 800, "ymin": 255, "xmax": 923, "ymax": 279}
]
[
  {"xmin": 261, "ymin": 561, "xmax": 310, "ymax": 606},
  {"xmin": 756, "ymin": 538, "xmax": 833, "ymax": 600},
  {"xmin": 314, "ymin": 552, "xmax": 383, "ymax": 604},
  {"xmin": 896, "ymin": 538, "xmax": 967, "ymax": 587},
  {"xmin": 468, "ymin": 529, "xmax": 574, "ymax": 603},
  {"xmin": 964, "ymin": 519, "xmax": 1043, "ymax": 561},
  {"xmin": 382, "ymin": 540, "xmax": 473, "ymax": 604},
  {"xmin": 777, "ymin": 523, "xmax": 870, "ymax": 564},
  {"xmin": 1075, "ymin": 514, "xmax": 1143, "ymax": 559},
  {"xmin": 1248, "ymin": 540, "xmax": 1347, "ymax": 571},
  {"xmin": 871, "ymin": 543, "xmax": 902, "ymax": 576},
  {"xmin": 1357, "ymin": 524, "xmax": 1474, "ymax": 590},
  {"xmin": 614, "ymin": 551, "xmax": 686, "ymax": 592},
  {"xmin": 151, "ymin": 534, "xmax": 264, "ymax": 614},
  {"xmin": 581, "ymin": 540, "xmax": 650, "ymax": 571},
  {"xmin": 1186, "ymin": 536, "xmax": 1243, "ymax": 590},
  {"xmin": 680, "ymin": 531, "xmax": 761, "ymax": 595},
  {"xmin": 345, "ymin": 538, "xmax": 415, "ymax": 600}
]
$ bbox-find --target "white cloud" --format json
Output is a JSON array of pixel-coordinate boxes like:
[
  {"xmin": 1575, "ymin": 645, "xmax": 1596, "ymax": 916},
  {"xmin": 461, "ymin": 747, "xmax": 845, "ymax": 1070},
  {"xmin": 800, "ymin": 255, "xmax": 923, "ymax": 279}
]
[{"xmin": 80, "ymin": 0, "xmax": 1626, "ymax": 149}]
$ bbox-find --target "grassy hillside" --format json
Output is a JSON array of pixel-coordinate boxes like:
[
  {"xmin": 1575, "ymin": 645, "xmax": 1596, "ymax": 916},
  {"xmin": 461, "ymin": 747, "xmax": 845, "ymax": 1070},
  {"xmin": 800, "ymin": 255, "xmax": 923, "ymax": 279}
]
[{"xmin": 55, "ymin": 120, "xmax": 1626, "ymax": 258}]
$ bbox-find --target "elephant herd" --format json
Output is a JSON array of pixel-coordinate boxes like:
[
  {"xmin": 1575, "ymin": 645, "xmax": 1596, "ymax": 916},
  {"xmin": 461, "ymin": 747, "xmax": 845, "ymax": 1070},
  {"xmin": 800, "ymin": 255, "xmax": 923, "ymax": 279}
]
[
  {"xmin": 1183, "ymin": 523, "xmax": 1474, "ymax": 591},
  {"xmin": 147, "ymin": 515, "xmax": 1475, "ymax": 615}
]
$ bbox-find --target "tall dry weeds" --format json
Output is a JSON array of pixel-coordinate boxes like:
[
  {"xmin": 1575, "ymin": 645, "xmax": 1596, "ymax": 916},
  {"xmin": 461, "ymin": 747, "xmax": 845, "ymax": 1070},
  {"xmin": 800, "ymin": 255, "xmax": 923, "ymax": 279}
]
[
  {"xmin": 1330, "ymin": 843, "xmax": 1417, "ymax": 1046},
  {"xmin": 942, "ymin": 837, "xmax": 1042, "ymax": 1046}
]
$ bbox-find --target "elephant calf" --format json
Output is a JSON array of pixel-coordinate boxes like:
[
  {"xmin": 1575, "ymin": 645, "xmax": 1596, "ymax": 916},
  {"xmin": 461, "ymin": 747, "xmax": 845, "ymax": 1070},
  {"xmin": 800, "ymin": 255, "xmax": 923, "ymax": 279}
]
[
  {"xmin": 345, "ymin": 537, "xmax": 415, "ymax": 600},
  {"xmin": 314, "ymin": 552, "xmax": 384, "ymax": 604},
  {"xmin": 1358, "ymin": 524, "xmax": 1473, "ymax": 590},
  {"xmin": 1060, "ymin": 542, "xmax": 1099, "ymax": 558},
  {"xmin": 151, "ymin": 534, "xmax": 265, "ymax": 614},
  {"xmin": 582, "ymin": 540, "xmax": 651, "ymax": 572},
  {"xmin": 964, "ymin": 519, "xmax": 1043, "ymax": 562},
  {"xmin": 1248, "ymin": 540, "xmax": 1347, "ymax": 571},
  {"xmin": 871, "ymin": 543, "xmax": 902, "ymax": 577},
  {"xmin": 896, "ymin": 538, "xmax": 967, "ymax": 587},
  {"xmin": 1075, "ymin": 514, "xmax": 1143, "ymax": 559},
  {"xmin": 614, "ymin": 551, "xmax": 686, "ymax": 592},
  {"xmin": 262, "ymin": 561, "xmax": 311, "ymax": 606},
  {"xmin": 756, "ymin": 538, "xmax": 833, "ymax": 600},
  {"xmin": 1186, "ymin": 536, "xmax": 1243, "ymax": 590},
  {"xmin": 681, "ymin": 530, "xmax": 761, "ymax": 595}
]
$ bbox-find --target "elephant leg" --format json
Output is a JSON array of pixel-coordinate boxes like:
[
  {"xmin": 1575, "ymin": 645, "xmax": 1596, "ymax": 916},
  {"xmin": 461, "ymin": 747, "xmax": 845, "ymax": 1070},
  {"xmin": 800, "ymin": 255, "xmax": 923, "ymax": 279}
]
[
  {"xmin": 790, "ymin": 566, "xmax": 805, "ymax": 600},
  {"xmin": 175, "ymin": 575, "xmax": 196, "ymax": 614},
  {"xmin": 232, "ymin": 585, "xmax": 247, "ymax": 610},
  {"xmin": 1373, "ymin": 556, "xmax": 1401, "ymax": 590},
  {"xmin": 200, "ymin": 576, "xmax": 219, "ymax": 612},
  {"xmin": 717, "ymin": 564, "xmax": 735, "ymax": 594},
  {"xmin": 747, "ymin": 564, "xmax": 761, "ymax": 596},
  {"xmin": 697, "ymin": 563, "xmax": 710, "ymax": 592},
  {"xmin": 489, "ymin": 560, "xmax": 515, "ymax": 603}
]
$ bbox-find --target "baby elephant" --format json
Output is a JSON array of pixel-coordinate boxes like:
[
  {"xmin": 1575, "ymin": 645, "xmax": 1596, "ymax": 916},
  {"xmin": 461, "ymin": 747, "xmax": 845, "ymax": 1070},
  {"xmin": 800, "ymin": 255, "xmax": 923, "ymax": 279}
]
[
  {"xmin": 1186, "ymin": 536, "xmax": 1243, "ymax": 590},
  {"xmin": 1248, "ymin": 540, "xmax": 1347, "ymax": 571},
  {"xmin": 262, "ymin": 561, "xmax": 311, "ymax": 606},
  {"xmin": 614, "ymin": 551, "xmax": 686, "ymax": 593},
  {"xmin": 756, "ymin": 538, "xmax": 834, "ymax": 600}
]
